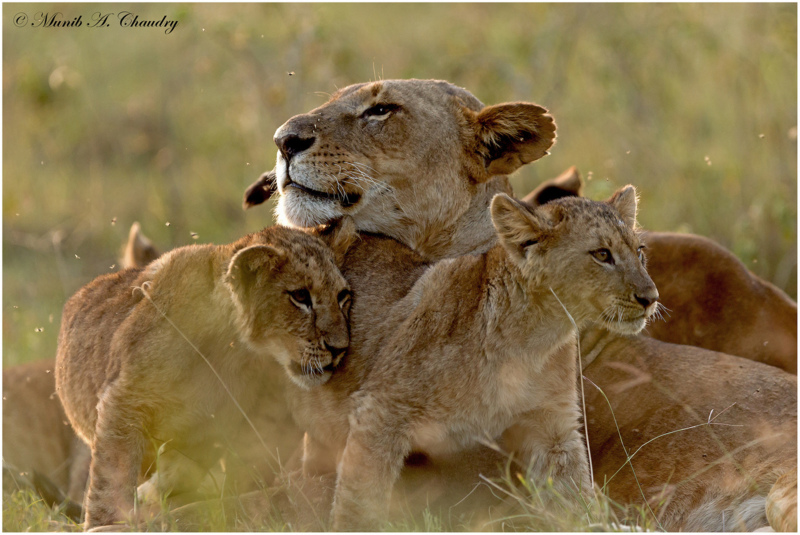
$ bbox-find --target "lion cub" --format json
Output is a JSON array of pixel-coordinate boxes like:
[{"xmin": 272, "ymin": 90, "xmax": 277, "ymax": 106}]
[
  {"xmin": 55, "ymin": 223, "xmax": 353, "ymax": 530},
  {"xmin": 329, "ymin": 186, "xmax": 658, "ymax": 530}
]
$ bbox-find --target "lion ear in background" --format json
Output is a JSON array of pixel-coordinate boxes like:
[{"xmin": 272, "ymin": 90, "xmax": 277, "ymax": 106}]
[
  {"xmin": 521, "ymin": 166, "xmax": 583, "ymax": 207},
  {"xmin": 243, "ymin": 169, "xmax": 278, "ymax": 210},
  {"xmin": 463, "ymin": 102, "xmax": 557, "ymax": 182},
  {"xmin": 122, "ymin": 222, "xmax": 161, "ymax": 269}
]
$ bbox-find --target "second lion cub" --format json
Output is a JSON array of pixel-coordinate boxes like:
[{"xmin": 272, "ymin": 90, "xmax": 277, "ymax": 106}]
[
  {"xmin": 55, "ymin": 223, "xmax": 354, "ymax": 530},
  {"xmin": 329, "ymin": 186, "xmax": 659, "ymax": 530}
]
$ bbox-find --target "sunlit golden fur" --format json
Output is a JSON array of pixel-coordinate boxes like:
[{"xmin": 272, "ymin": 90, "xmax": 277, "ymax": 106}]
[
  {"xmin": 55, "ymin": 224, "xmax": 352, "ymax": 530},
  {"xmin": 524, "ymin": 167, "xmax": 797, "ymax": 373}
]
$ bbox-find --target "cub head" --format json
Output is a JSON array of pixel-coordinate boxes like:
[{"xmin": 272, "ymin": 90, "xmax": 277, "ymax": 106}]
[
  {"xmin": 224, "ymin": 225, "xmax": 352, "ymax": 389},
  {"xmin": 245, "ymin": 79, "xmax": 555, "ymax": 258},
  {"xmin": 491, "ymin": 185, "xmax": 659, "ymax": 335}
]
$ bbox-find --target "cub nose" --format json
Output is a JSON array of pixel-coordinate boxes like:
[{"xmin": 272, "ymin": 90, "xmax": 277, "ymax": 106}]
[
  {"xmin": 323, "ymin": 341, "xmax": 347, "ymax": 363},
  {"xmin": 275, "ymin": 133, "xmax": 315, "ymax": 162},
  {"xmin": 634, "ymin": 291, "xmax": 659, "ymax": 309}
]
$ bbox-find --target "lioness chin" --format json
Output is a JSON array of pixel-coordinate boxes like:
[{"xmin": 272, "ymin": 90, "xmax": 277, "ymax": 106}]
[{"xmin": 55, "ymin": 223, "xmax": 353, "ymax": 530}]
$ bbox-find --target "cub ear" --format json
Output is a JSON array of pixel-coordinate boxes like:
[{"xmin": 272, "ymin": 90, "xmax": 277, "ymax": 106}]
[
  {"xmin": 521, "ymin": 166, "xmax": 583, "ymax": 207},
  {"xmin": 606, "ymin": 185, "xmax": 638, "ymax": 229},
  {"xmin": 469, "ymin": 102, "xmax": 556, "ymax": 180},
  {"xmin": 328, "ymin": 216, "xmax": 357, "ymax": 266},
  {"xmin": 243, "ymin": 169, "xmax": 278, "ymax": 210},
  {"xmin": 317, "ymin": 216, "xmax": 358, "ymax": 266},
  {"xmin": 490, "ymin": 193, "xmax": 550, "ymax": 264},
  {"xmin": 225, "ymin": 245, "xmax": 284, "ymax": 298}
]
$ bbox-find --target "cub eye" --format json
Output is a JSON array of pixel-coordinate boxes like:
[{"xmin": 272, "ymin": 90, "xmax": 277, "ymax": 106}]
[
  {"xmin": 288, "ymin": 289, "xmax": 312, "ymax": 308},
  {"xmin": 362, "ymin": 103, "xmax": 400, "ymax": 119},
  {"xmin": 637, "ymin": 245, "xmax": 646, "ymax": 263},
  {"xmin": 337, "ymin": 289, "xmax": 352, "ymax": 309},
  {"xmin": 591, "ymin": 248, "xmax": 615, "ymax": 265}
]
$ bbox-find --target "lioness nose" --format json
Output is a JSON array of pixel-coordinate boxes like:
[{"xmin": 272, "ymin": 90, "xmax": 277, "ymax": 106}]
[{"xmin": 275, "ymin": 133, "xmax": 315, "ymax": 162}]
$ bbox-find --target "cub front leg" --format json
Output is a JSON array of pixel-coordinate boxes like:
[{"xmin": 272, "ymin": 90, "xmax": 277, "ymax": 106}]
[
  {"xmin": 84, "ymin": 386, "xmax": 147, "ymax": 530},
  {"xmin": 332, "ymin": 397, "xmax": 410, "ymax": 531},
  {"xmin": 503, "ymin": 405, "xmax": 593, "ymax": 501},
  {"xmin": 302, "ymin": 432, "xmax": 339, "ymax": 477}
]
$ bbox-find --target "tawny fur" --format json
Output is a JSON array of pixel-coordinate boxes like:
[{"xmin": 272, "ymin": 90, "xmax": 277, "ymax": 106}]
[
  {"xmin": 524, "ymin": 167, "xmax": 797, "ymax": 374},
  {"xmin": 55, "ymin": 225, "xmax": 352, "ymax": 530}
]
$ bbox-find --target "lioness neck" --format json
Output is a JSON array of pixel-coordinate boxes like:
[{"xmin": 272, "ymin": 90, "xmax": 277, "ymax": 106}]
[{"xmin": 406, "ymin": 176, "xmax": 512, "ymax": 261}]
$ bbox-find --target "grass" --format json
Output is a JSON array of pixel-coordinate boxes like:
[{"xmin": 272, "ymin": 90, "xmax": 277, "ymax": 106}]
[{"xmin": 2, "ymin": 488, "xmax": 81, "ymax": 532}]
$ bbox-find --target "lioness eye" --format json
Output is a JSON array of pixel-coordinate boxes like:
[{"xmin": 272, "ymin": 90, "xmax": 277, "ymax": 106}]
[
  {"xmin": 591, "ymin": 248, "xmax": 615, "ymax": 265},
  {"xmin": 288, "ymin": 289, "xmax": 312, "ymax": 308},
  {"xmin": 362, "ymin": 103, "xmax": 400, "ymax": 119}
]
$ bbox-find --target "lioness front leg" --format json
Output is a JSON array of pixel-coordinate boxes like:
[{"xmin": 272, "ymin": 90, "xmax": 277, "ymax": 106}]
[
  {"xmin": 332, "ymin": 400, "xmax": 409, "ymax": 531},
  {"xmin": 84, "ymin": 387, "xmax": 147, "ymax": 530},
  {"xmin": 502, "ymin": 406, "xmax": 592, "ymax": 502}
]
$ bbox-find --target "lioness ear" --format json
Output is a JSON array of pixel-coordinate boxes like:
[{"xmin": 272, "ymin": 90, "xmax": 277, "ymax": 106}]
[
  {"xmin": 521, "ymin": 166, "xmax": 583, "ymax": 207},
  {"xmin": 490, "ymin": 193, "xmax": 549, "ymax": 263},
  {"xmin": 470, "ymin": 103, "xmax": 556, "ymax": 180},
  {"xmin": 243, "ymin": 170, "xmax": 277, "ymax": 210},
  {"xmin": 324, "ymin": 216, "xmax": 357, "ymax": 266},
  {"xmin": 606, "ymin": 185, "xmax": 638, "ymax": 229},
  {"xmin": 225, "ymin": 245, "xmax": 284, "ymax": 298}
]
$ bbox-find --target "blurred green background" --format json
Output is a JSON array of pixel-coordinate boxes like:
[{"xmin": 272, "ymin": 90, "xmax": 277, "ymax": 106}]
[{"xmin": 4, "ymin": 3, "xmax": 796, "ymax": 368}]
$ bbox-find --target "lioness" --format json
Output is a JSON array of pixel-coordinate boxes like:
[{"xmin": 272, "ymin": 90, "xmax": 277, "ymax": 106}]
[
  {"xmin": 524, "ymin": 167, "xmax": 798, "ymax": 374},
  {"xmin": 320, "ymin": 187, "xmax": 657, "ymax": 530},
  {"xmin": 55, "ymin": 223, "xmax": 353, "ymax": 530}
]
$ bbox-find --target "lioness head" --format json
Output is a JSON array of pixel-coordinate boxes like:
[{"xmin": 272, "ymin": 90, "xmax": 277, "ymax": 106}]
[
  {"xmin": 491, "ymin": 186, "xmax": 659, "ymax": 335},
  {"xmin": 224, "ymin": 227, "xmax": 352, "ymax": 389},
  {"xmin": 247, "ymin": 79, "xmax": 556, "ymax": 260}
]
